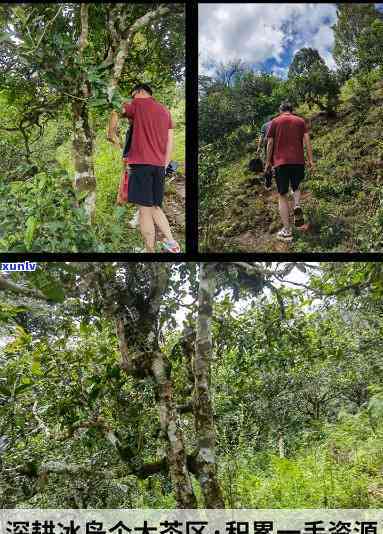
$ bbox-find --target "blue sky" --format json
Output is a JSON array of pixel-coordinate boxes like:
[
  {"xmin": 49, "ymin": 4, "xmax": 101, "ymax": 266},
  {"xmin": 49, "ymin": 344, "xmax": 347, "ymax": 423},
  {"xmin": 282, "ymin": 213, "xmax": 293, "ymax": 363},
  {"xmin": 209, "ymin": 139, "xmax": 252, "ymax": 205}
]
[{"xmin": 199, "ymin": 3, "xmax": 383, "ymax": 78}]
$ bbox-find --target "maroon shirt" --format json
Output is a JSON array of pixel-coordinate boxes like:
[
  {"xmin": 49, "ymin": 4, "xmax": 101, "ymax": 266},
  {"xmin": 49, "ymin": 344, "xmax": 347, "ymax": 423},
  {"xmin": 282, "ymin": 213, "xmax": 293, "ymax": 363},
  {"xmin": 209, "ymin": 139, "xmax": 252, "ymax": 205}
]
[
  {"xmin": 267, "ymin": 113, "xmax": 308, "ymax": 167},
  {"xmin": 122, "ymin": 97, "xmax": 174, "ymax": 166}
]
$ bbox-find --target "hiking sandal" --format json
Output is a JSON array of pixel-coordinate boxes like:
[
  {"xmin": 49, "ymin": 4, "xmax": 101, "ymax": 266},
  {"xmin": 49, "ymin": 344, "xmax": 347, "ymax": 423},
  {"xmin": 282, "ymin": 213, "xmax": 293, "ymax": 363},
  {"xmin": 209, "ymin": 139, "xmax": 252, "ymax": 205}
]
[
  {"xmin": 277, "ymin": 228, "xmax": 293, "ymax": 242},
  {"xmin": 160, "ymin": 239, "xmax": 181, "ymax": 253},
  {"xmin": 294, "ymin": 206, "xmax": 305, "ymax": 227}
]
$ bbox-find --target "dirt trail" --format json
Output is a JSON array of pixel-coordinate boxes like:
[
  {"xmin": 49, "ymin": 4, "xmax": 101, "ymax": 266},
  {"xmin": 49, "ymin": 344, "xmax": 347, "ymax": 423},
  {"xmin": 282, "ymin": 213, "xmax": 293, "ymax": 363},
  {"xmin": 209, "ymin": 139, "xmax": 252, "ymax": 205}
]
[
  {"xmin": 158, "ymin": 172, "xmax": 185, "ymax": 242},
  {"xmin": 225, "ymin": 177, "xmax": 314, "ymax": 251}
]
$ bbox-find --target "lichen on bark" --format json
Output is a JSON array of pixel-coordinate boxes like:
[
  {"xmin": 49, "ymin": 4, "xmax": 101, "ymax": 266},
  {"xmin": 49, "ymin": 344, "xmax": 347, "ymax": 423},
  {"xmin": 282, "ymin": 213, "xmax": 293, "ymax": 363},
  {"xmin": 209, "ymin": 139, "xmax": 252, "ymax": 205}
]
[
  {"xmin": 111, "ymin": 263, "xmax": 197, "ymax": 508},
  {"xmin": 193, "ymin": 262, "xmax": 225, "ymax": 508},
  {"xmin": 72, "ymin": 100, "xmax": 96, "ymax": 220}
]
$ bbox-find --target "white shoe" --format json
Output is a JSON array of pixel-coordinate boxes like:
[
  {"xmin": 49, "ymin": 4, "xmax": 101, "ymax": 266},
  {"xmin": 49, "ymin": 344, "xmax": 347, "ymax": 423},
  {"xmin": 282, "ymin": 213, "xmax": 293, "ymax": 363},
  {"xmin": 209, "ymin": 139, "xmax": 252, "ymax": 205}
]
[{"xmin": 277, "ymin": 228, "xmax": 293, "ymax": 241}]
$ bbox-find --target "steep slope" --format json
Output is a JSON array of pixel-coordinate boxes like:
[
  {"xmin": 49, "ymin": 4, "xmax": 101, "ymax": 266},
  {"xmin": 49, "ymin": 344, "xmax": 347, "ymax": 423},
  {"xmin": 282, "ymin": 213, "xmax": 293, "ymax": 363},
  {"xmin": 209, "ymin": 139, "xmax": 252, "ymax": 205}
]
[{"xmin": 206, "ymin": 81, "xmax": 383, "ymax": 252}]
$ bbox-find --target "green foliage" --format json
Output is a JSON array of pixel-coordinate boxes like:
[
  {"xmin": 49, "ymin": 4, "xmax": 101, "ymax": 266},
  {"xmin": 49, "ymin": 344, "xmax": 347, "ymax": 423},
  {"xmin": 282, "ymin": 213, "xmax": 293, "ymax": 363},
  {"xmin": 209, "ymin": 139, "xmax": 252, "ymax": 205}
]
[
  {"xmin": 230, "ymin": 412, "xmax": 383, "ymax": 508},
  {"xmin": 201, "ymin": 67, "xmax": 383, "ymax": 251},
  {"xmin": 342, "ymin": 68, "xmax": 383, "ymax": 113},
  {"xmin": 199, "ymin": 123, "xmax": 258, "ymax": 249},
  {"xmin": 0, "ymin": 169, "xmax": 101, "ymax": 252},
  {"xmin": 288, "ymin": 48, "xmax": 340, "ymax": 114},
  {"xmin": 1, "ymin": 262, "xmax": 383, "ymax": 507},
  {"xmin": 199, "ymin": 69, "xmax": 280, "ymax": 145},
  {"xmin": 332, "ymin": 3, "xmax": 383, "ymax": 81},
  {"xmin": 0, "ymin": 4, "xmax": 185, "ymax": 251},
  {"xmin": 0, "ymin": 88, "xmax": 185, "ymax": 252},
  {"xmin": 288, "ymin": 48, "xmax": 326, "ymax": 78},
  {"xmin": 357, "ymin": 19, "xmax": 383, "ymax": 71},
  {"xmin": 0, "ymin": 304, "xmax": 30, "ymax": 329}
]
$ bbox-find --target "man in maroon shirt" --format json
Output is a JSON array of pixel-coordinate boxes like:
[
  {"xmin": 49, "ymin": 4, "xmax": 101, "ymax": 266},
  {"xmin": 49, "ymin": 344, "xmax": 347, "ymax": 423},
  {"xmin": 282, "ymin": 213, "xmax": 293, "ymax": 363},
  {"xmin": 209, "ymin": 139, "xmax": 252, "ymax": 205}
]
[
  {"xmin": 265, "ymin": 101, "xmax": 314, "ymax": 241},
  {"xmin": 109, "ymin": 83, "xmax": 180, "ymax": 253}
]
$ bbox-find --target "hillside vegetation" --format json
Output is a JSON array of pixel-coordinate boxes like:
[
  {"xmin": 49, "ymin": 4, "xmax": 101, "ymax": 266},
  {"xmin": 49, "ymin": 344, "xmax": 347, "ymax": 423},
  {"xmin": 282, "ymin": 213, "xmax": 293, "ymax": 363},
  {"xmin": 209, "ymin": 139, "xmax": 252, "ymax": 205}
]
[
  {"xmin": 201, "ymin": 78, "xmax": 383, "ymax": 252},
  {"xmin": 1, "ymin": 262, "xmax": 383, "ymax": 507},
  {"xmin": 199, "ymin": 4, "xmax": 383, "ymax": 252}
]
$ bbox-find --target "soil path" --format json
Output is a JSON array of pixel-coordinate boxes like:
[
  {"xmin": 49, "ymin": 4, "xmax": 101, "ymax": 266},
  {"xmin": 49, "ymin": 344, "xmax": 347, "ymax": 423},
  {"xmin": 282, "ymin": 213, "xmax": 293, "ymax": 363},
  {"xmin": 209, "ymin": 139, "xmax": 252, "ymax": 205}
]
[
  {"xmin": 230, "ymin": 183, "xmax": 313, "ymax": 251},
  {"xmin": 160, "ymin": 172, "xmax": 185, "ymax": 241}
]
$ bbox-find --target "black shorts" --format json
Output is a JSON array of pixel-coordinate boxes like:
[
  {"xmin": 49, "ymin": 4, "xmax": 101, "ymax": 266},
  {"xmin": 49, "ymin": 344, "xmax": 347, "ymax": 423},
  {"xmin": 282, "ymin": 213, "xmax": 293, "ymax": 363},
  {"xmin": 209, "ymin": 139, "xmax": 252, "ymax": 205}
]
[
  {"xmin": 275, "ymin": 164, "xmax": 304, "ymax": 195},
  {"xmin": 127, "ymin": 164, "xmax": 165, "ymax": 207}
]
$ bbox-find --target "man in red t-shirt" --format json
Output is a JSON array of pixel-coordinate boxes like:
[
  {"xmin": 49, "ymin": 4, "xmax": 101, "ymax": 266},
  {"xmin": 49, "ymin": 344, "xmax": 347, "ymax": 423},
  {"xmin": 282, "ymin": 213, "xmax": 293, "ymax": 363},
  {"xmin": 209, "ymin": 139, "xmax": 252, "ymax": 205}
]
[
  {"xmin": 109, "ymin": 83, "xmax": 179, "ymax": 253},
  {"xmin": 265, "ymin": 101, "xmax": 314, "ymax": 241}
]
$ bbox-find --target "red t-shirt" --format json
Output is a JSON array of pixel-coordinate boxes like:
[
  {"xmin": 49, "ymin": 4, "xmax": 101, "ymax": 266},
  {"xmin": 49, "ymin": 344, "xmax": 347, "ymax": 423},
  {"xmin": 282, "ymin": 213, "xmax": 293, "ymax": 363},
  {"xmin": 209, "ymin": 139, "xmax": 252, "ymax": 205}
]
[
  {"xmin": 267, "ymin": 113, "xmax": 308, "ymax": 167},
  {"xmin": 122, "ymin": 97, "xmax": 174, "ymax": 166}
]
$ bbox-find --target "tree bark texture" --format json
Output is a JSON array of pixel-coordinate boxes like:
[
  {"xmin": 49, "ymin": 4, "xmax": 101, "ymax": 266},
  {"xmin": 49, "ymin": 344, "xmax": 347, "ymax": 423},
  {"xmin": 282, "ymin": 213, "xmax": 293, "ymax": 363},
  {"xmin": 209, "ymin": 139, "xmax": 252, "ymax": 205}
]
[
  {"xmin": 114, "ymin": 263, "xmax": 197, "ymax": 508},
  {"xmin": 194, "ymin": 263, "xmax": 225, "ymax": 508},
  {"xmin": 71, "ymin": 4, "xmax": 97, "ymax": 221},
  {"xmin": 72, "ymin": 100, "xmax": 96, "ymax": 221}
]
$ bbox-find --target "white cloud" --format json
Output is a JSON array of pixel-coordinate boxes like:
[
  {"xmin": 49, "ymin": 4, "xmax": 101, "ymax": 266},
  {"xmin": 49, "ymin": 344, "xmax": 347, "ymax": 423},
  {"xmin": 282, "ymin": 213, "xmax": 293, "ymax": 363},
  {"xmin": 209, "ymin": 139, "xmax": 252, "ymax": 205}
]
[
  {"xmin": 309, "ymin": 24, "xmax": 336, "ymax": 69},
  {"xmin": 199, "ymin": 3, "xmax": 338, "ymax": 75},
  {"xmin": 271, "ymin": 65, "xmax": 289, "ymax": 80}
]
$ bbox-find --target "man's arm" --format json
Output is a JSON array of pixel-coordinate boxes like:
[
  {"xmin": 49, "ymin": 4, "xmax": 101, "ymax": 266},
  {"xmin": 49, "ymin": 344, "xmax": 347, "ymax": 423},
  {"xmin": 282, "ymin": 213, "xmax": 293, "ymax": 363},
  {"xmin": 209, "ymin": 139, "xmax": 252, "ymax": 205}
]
[
  {"xmin": 303, "ymin": 132, "xmax": 314, "ymax": 169},
  {"xmin": 165, "ymin": 129, "xmax": 174, "ymax": 169},
  {"xmin": 265, "ymin": 137, "xmax": 274, "ymax": 169}
]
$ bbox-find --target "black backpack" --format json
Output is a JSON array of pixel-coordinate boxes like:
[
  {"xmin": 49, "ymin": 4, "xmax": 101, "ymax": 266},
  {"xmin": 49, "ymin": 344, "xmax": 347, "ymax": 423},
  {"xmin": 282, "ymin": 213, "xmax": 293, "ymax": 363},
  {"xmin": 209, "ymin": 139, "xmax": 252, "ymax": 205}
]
[
  {"xmin": 248, "ymin": 158, "xmax": 264, "ymax": 173},
  {"xmin": 122, "ymin": 125, "xmax": 133, "ymax": 158},
  {"xmin": 166, "ymin": 160, "xmax": 178, "ymax": 176}
]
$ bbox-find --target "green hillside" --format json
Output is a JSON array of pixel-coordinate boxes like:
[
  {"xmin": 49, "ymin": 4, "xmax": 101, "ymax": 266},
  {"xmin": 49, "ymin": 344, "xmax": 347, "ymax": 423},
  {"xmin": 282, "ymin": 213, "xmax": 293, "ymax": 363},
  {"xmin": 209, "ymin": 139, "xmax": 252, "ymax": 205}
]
[
  {"xmin": 201, "ymin": 79, "xmax": 383, "ymax": 252},
  {"xmin": 199, "ymin": 4, "xmax": 383, "ymax": 252}
]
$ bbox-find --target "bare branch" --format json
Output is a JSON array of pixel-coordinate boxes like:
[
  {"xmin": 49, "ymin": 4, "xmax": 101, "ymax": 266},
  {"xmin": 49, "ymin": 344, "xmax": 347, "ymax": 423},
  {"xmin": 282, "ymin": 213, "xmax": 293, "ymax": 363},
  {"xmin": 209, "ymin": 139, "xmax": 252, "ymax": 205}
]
[
  {"xmin": 0, "ymin": 275, "xmax": 47, "ymax": 301},
  {"xmin": 25, "ymin": 6, "xmax": 63, "ymax": 55},
  {"xmin": 107, "ymin": 4, "xmax": 174, "ymax": 102}
]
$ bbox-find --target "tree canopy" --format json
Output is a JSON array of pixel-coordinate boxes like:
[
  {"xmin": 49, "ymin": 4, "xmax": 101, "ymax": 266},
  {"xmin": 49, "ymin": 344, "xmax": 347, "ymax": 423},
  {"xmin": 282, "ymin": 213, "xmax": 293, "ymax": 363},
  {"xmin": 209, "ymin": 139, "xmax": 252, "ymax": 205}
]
[
  {"xmin": 1, "ymin": 261, "xmax": 383, "ymax": 508},
  {"xmin": 332, "ymin": 3, "xmax": 383, "ymax": 81}
]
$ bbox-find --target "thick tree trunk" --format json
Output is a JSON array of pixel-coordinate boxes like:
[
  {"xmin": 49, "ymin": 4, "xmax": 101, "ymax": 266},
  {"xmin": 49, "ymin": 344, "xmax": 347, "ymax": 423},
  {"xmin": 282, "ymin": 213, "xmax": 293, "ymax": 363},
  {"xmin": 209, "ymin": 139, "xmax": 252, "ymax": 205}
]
[
  {"xmin": 72, "ymin": 100, "xmax": 96, "ymax": 221},
  {"xmin": 278, "ymin": 433, "xmax": 285, "ymax": 458},
  {"xmin": 70, "ymin": 4, "xmax": 96, "ymax": 222},
  {"xmin": 114, "ymin": 264, "xmax": 197, "ymax": 508},
  {"xmin": 194, "ymin": 262, "xmax": 225, "ymax": 508},
  {"xmin": 151, "ymin": 351, "xmax": 197, "ymax": 508}
]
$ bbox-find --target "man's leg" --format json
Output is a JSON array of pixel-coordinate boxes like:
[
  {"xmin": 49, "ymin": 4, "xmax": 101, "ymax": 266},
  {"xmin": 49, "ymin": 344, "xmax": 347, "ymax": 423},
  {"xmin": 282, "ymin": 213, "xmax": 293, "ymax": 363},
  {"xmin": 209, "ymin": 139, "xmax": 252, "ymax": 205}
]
[
  {"xmin": 139, "ymin": 206, "xmax": 156, "ymax": 252},
  {"xmin": 293, "ymin": 188, "xmax": 305, "ymax": 226},
  {"xmin": 275, "ymin": 166, "xmax": 291, "ymax": 232},
  {"xmin": 278, "ymin": 194, "xmax": 290, "ymax": 230},
  {"xmin": 292, "ymin": 166, "xmax": 305, "ymax": 226},
  {"xmin": 151, "ymin": 206, "xmax": 174, "ymax": 241},
  {"xmin": 151, "ymin": 165, "xmax": 180, "ymax": 252},
  {"xmin": 127, "ymin": 164, "xmax": 155, "ymax": 250},
  {"xmin": 293, "ymin": 188, "xmax": 301, "ymax": 208}
]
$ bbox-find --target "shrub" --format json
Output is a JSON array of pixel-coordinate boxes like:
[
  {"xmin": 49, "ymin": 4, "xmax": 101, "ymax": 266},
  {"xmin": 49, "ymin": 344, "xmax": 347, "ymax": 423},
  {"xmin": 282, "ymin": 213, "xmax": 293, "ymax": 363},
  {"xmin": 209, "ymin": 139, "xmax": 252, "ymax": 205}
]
[{"xmin": 0, "ymin": 169, "xmax": 101, "ymax": 252}]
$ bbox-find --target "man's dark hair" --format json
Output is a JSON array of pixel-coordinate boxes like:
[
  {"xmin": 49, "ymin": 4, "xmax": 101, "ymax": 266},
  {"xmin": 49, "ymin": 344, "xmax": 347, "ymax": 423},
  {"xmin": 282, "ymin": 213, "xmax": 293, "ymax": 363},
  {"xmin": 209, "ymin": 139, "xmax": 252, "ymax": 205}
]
[
  {"xmin": 279, "ymin": 101, "xmax": 293, "ymax": 112},
  {"xmin": 131, "ymin": 83, "xmax": 153, "ymax": 96}
]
